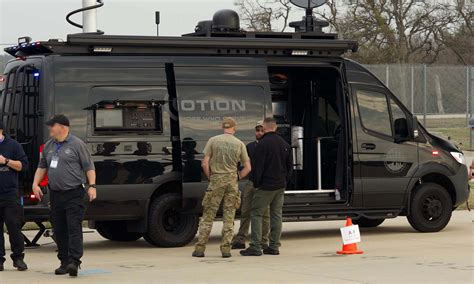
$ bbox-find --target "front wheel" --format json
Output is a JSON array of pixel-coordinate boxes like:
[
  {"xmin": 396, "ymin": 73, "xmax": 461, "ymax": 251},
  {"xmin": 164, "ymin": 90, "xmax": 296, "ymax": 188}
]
[
  {"xmin": 353, "ymin": 217, "xmax": 385, "ymax": 228},
  {"xmin": 407, "ymin": 183, "xmax": 453, "ymax": 232},
  {"xmin": 144, "ymin": 193, "xmax": 199, "ymax": 247}
]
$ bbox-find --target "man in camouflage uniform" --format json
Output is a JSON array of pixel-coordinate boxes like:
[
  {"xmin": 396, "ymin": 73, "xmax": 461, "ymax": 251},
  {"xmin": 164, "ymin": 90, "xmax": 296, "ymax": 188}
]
[{"xmin": 192, "ymin": 117, "xmax": 251, "ymax": 258}]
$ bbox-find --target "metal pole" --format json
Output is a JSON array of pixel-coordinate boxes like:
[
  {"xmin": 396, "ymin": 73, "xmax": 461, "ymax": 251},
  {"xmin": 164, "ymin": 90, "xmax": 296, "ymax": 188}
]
[
  {"xmin": 317, "ymin": 138, "xmax": 322, "ymax": 190},
  {"xmin": 411, "ymin": 65, "xmax": 415, "ymax": 113},
  {"xmin": 469, "ymin": 66, "xmax": 473, "ymax": 150},
  {"xmin": 82, "ymin": 0, "xmax": 97, "ymax": 33},
  {"xmin": 423, "ymin": 64, "xmax": 427, "ymax": 125},
  {"xmin": 385, "ymin": 65, "xmax": 390, "ymax": 87}
]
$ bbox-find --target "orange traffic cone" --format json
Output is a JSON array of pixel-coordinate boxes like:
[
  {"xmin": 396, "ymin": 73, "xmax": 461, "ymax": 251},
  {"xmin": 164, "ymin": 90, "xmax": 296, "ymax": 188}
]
[{"xmin": 337, "ymin": 218, "xmax": 364, "ymax": 255}]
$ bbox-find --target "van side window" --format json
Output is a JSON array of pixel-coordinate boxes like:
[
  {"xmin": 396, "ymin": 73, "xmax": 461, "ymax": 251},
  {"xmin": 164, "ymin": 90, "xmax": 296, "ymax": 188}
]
[
  {"xmin": 356, "ymin": 90, "xmax": 391, "ymax": 137},
  {"xmin": 390, "ymin": 99, "xmax": 408, "ymax": 125}
]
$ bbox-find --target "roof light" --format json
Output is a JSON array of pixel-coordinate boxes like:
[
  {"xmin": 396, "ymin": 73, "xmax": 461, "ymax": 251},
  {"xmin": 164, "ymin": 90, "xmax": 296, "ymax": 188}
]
[
  {"xmin": 93, "ymin": 46, "xmax": 113, "ymax": 53},
  {"xmin": 292, "ymin": 50, "xmax": 309, "ymax": 56}
]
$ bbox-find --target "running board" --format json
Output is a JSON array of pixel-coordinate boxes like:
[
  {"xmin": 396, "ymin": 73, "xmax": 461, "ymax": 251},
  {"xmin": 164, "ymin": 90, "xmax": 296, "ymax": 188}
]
[{"xmin": 285, "ymin": 189, "xmax": 336, "ymax": 194}]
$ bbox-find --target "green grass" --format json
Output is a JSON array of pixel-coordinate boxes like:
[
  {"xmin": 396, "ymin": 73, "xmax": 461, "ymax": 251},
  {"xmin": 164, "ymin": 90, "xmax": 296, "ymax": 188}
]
[{"xmin": 424, "ymin": 117, "xmax": 471, "ymax": 150}]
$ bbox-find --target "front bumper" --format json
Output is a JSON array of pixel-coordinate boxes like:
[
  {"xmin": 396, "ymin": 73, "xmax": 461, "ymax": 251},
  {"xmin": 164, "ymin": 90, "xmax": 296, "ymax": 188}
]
[{"xmin": 450, "ymin": 164, "xmax": 470, "ymax": 207}]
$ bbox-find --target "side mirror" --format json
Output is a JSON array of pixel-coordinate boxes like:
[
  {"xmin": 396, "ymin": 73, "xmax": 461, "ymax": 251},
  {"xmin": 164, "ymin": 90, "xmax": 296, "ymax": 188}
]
[{"xmin": 394, "ymin": 118, "xmax": 409, "ymax": 143}]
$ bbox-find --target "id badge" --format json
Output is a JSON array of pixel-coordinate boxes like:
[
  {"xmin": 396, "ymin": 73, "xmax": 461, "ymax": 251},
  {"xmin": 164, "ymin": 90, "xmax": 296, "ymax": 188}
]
[{"xmin": 50, "ymin": 155, "xmax": 59, "ymax": 169}]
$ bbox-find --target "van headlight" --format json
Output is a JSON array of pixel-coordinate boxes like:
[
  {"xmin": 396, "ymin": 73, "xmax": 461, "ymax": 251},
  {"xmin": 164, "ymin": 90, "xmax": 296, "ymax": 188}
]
[{"xmin": 450, "ymin": 152, "xmax": 465, "ymax": 164}]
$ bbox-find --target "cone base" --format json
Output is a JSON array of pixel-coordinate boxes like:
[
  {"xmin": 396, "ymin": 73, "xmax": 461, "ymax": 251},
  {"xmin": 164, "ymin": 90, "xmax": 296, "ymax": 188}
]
[{"xmin": 337, "ymin": 250, "xmax": 364, "ymax": 255}]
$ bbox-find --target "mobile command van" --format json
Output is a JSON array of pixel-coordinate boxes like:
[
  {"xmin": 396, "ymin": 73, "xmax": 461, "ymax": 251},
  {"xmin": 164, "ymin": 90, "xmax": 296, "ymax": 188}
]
[{"xmin": 0, "ymin": 6, "xmax": 469, "ymax": 247}]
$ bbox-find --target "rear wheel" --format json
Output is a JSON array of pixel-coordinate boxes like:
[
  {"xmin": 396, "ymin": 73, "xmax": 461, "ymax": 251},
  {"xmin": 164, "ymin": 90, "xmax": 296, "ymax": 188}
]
[
  {"xmin": 96, "ymin": 221, "xmax": 143, "ymax": 242},
  {"xmin": 144, "ymin": 193, "xmax": 199, "ymax": 247},
  {"xmin": 353, "ymin": 217, "xmax": 385, "ymax": 228},
  {"xmin": 407, "ymin": 183, "xmax": 453, "ymax": 232}
]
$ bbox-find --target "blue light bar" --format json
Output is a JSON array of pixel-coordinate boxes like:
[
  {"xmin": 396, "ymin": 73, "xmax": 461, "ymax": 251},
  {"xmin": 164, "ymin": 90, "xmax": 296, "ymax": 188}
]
[{"xmin": 33, "ymin": 72, "xmax": 40, "ymax": 77}]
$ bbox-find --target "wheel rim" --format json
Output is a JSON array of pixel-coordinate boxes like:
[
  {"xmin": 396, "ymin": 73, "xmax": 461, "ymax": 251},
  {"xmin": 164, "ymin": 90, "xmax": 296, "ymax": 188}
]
[
  {"xmin": 421, "ymin": 194, "xmax": 443, "ymax": 221},
  {"xmin": 162, "ymin": 207, "xmax": 187, "ymax": 234}
]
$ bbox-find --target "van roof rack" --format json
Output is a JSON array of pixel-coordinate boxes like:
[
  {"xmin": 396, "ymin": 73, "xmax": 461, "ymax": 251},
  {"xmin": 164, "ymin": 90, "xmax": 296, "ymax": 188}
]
[{"xmin": 4, "ymin": 33, "xmax": 358, "ymax": 58}]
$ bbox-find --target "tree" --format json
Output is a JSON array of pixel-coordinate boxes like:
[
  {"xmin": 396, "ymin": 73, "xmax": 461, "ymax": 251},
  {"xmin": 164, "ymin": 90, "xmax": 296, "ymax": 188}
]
[{"xmin": 234, "ymin": 0, "xmax": 292, "ymax": 32}]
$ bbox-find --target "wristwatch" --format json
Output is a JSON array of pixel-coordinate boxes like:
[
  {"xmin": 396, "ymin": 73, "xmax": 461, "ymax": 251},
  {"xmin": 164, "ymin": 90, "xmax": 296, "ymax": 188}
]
[
  {"xmin": 88, "ymin": 184, "xmax": 97, "ymax": 189},
  {"xmin": 4, "ymin": 159, "xmax": 10, "ymax": 166}
]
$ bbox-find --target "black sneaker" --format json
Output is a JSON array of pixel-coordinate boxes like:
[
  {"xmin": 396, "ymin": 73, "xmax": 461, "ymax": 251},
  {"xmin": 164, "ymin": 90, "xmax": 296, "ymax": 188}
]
[
  {"xmin": 231, "ymin": 242, "xmax": 245, "ymax": 250},
  {"xmin": 261, "ymin": 244, "xmax": 269, "ymax": 250},
  {"xmin": 192, "ymin": 251, "xmax": 205, "ymax": 257},
  {"xmin": 263, "ymin": 247, "xmax": 280, "ymax": 255},
  {"xmin": 54, "ymin": 263, "xmax": 68, "ymax": 275},
  {"xmin": 13, "ymin": 259, "xmax": 28, "ymax": 271},
  {"xmin": 240, "ymin": 248, "xmax": 262, "ymax": 256},
  {"xmin": 0, "ymin": 263, "xmax": 4, "ymax": 271},
  {"xmin": 66, "ymin": 263, "xmax": 80, "ymax": 277},
  {"xmin": 221, "ymin": 252, "xmax": 232, "ymax": 258}
]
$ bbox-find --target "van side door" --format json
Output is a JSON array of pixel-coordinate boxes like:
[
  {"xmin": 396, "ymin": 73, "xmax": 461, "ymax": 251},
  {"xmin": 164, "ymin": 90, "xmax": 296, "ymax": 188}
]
[
  {"xmin": 170, "ymin": 57, "xmax": 271, "ymax": 212},
  {"xmin": 352, "ymin": 84, "xmax": 418, "ymax": 208}
]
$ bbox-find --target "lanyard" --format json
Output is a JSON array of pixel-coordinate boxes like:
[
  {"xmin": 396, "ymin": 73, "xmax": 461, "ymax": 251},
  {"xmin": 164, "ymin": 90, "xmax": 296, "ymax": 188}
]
[{"xmin": 54, "ymin": 141, "xmax": 64, "ymax": 155}]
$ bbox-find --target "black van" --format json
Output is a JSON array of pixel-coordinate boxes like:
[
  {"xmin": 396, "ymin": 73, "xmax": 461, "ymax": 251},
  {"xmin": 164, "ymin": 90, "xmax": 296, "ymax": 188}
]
[{"xmin": 1, "ymin": 9, "xmax": 469, "ymax": 247}]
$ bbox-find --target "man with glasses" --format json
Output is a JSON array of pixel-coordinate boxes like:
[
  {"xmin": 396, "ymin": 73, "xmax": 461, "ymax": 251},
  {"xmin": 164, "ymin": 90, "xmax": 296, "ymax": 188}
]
[{"xmin": 231, "ymin": 121, "xmax": 270, "ymax": 250}]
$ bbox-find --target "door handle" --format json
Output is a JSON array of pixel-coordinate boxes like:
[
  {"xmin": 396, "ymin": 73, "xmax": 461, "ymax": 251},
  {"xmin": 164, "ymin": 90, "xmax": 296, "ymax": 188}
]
[{"xmin": 361, "ymin": 143, "xmax": 376, "ymax": 150}]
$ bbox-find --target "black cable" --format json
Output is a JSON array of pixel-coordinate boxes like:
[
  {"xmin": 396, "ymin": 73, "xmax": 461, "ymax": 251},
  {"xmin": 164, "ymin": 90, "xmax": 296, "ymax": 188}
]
[{"xmin": 66, "ymin": 0, "xmax": 104, "ymax": 34}]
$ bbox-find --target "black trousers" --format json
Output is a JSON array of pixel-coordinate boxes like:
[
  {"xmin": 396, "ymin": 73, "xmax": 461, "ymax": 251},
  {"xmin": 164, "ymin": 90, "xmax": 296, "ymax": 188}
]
[
  {"xmin": 50, "ymin": 187, "xmax": 86, "ymax": 265},
  {"xmin": 0, "ymin": 198, "xmax": 25, "ymax": 263}
]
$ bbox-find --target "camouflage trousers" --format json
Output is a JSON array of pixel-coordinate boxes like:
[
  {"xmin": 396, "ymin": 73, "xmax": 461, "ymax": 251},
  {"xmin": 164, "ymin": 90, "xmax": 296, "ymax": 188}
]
[{"xmin": 194, "ymin": 173, "xmax": 240, "ymax": 254}]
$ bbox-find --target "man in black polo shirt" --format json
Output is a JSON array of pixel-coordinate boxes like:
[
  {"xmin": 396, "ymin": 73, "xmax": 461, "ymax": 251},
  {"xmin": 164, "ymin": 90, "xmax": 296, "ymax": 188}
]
[
  {"xmin": 241, "ymin": 117, "xmax": 292, "ymax": 256},
  {"xmin": 32, "ymin": 115, "xmax": 96, "ymax": 277},
  {"xmin": 0, "ymin": 121, "xmax": 28, "ymax": 271}
]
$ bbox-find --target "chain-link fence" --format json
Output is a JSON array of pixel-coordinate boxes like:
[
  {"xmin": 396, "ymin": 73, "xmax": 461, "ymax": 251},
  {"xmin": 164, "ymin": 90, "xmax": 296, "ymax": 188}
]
[{"xmin": 365, "ymin": 64, "xmax": 474, "ymax": 151}]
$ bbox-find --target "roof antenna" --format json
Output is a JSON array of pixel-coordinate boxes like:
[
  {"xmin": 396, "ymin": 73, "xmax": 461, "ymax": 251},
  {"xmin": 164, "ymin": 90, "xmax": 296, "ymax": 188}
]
[
  {"xmin": 289, "ymin": 0, "xmax": 328, "ymax": 33},
  {"xmin": 66, "ymin": 0, "xmax": 104, "ymax": 34}
]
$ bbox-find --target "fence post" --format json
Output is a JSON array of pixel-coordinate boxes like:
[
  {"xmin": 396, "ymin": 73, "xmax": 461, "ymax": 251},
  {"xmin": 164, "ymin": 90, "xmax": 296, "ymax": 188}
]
[
  {"xmin": 385, "ymin": 65, "xmax": 390, "ymax": 87},
  {"xmin": 411, "ymin": 65, "xmax": 415, "ymax": 113},
  {"xmin": 423, "ymin": 64, "xmax": 427, "ymax": 126},
  {"xmin": 470, "ymin": 66, "xmax": 473, "ymax": 150}
]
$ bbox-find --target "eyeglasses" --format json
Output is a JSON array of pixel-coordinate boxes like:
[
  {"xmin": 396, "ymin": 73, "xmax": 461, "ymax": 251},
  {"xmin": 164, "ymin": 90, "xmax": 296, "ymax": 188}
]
[{"xmin": 255, "ymin": 127, "xmax": 264, "ymax": 132}]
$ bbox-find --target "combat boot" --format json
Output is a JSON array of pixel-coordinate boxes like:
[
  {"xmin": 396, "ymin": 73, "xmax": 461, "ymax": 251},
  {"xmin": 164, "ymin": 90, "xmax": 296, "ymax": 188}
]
[
  {"xmin": 192, "ymin": 251, "xmax": 205, "ymax": 257},
  {"xmin": 240, "ymin": 247, "xmax": 262, "ymax": 256},
  {"xmin": 66, "ymin": 263, "xmax": 80, "ymax": 277},
  {"xmin": 54, "ymin": 263, "xmax": 68, "ymax": 275},
  {"xmin": 0, "ymin": 263, "xmax": 4, "ymax": 271},
  {"xmin": 231, "ymin": 242, "xmax": 245, "ymax": 250},
  {"xmin": 263, "ymin": 247, "xmax": 280, "ymax": 255},
  {"xmin": 13, "ymin": 259, "xmax": 28, "ymax": 271},
  {"xmin": 221, "ymin": 251, "xmax": 232, "ymax": 258}
]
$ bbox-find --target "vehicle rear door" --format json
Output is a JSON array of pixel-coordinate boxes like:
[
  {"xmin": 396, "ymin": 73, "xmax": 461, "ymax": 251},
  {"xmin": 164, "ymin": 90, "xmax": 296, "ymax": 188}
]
[{"xmin": 170, "ymin": 57, "xmax": 271, "ymax": 208}]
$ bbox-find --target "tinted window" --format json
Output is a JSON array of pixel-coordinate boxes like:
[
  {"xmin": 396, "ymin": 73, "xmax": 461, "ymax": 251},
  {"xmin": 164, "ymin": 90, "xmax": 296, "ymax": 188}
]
[
  {"xmin": 390, "ymin": 99, "xmax": 407, "ymax": 123},
  {"xmin": 356, "ymin": 90, "xmax": 391, "ymax": 136}
]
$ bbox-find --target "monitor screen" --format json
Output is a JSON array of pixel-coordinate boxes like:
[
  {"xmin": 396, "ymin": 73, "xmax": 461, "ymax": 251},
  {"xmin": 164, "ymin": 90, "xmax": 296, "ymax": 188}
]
[{"xmin": 96, "ymin": 109, "xmax": 123, "ymax": 128}]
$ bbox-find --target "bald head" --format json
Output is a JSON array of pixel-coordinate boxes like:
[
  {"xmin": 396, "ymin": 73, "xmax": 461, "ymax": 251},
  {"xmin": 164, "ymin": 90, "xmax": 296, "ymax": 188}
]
[{"xmin": 262, "ymin": 117, "xmax": 277, "ymax": 133}]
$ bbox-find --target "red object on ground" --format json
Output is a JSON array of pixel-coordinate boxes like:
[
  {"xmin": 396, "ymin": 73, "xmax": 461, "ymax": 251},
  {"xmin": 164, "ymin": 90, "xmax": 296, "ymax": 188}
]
[{"xmin": 337, "ymin": 218, "xmax": 364, "ymax": 255}]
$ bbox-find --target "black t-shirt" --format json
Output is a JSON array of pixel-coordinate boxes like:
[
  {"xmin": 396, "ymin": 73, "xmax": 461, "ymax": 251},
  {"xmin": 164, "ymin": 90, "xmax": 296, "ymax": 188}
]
[{"xmin": 0, "ymin": 135, "xmax": 28, "ymax": 200}]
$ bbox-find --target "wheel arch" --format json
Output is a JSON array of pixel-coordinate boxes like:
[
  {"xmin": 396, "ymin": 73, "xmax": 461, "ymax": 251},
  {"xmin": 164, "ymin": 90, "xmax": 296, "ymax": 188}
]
[{"xmin": 405, "ymin": 169, "xmax": 456, "ymax": 215}]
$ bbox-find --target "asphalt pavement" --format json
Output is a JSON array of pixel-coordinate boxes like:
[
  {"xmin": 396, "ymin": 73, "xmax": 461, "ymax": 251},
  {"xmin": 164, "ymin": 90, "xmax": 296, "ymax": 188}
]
[{"xmin": 0, "ymin": 211, "xmax": 472, "ymax": 284}]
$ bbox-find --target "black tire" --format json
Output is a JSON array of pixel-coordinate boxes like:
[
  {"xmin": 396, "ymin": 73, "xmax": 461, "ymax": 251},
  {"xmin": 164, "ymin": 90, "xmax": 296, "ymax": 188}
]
[
  {"xmin": 96, "ymin": 221, "xmax": 143, "ymax": 242},
  {"xmin": 407, "ymin": 182, "xmax": 453, "ymax": 232},
  {"xmin": 144, "ymin": 193, "xmax": 199, "ymax": 247},
  {"xmin": 353, "ymin": 217, "xmax": 385, "ymax": 228}
]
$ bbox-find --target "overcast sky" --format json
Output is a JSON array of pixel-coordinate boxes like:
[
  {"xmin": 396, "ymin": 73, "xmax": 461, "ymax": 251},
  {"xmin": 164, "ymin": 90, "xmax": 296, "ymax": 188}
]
[{"xmin": 1, "ymin": 0, "xmax": 242, "ymax": 46}]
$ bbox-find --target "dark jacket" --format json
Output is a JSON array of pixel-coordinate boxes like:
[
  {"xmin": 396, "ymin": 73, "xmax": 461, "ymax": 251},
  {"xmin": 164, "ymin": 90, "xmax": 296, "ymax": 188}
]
[
  {"xmin": 252, "ymin": 132, "xmax": 292, "ymax": 190},
  {"xmin": 0, "ymin": 135, "xmax": 28, "ymax": 198},
  {"xmin": 246, "ymin": 141, "xmax": 257, "ymax": 182}
]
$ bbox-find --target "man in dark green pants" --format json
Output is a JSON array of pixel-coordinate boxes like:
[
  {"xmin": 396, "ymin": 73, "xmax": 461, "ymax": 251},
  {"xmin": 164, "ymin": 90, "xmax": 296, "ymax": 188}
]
[{"xmin": 240, "ymin": 117, "xmax": 292, "ymax": 256}]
